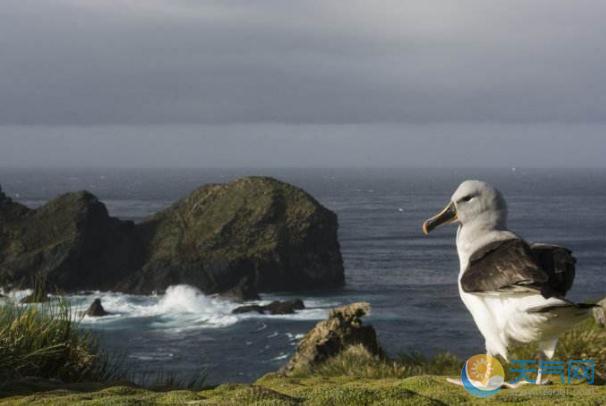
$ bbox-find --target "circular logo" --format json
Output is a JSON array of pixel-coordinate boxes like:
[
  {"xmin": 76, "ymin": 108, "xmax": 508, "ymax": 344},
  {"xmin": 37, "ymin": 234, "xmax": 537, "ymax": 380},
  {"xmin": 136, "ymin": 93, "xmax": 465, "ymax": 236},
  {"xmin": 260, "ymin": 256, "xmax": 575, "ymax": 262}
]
[{"xmin": 461, "ymin": 354, "xmax": 505, "ymax": 398}]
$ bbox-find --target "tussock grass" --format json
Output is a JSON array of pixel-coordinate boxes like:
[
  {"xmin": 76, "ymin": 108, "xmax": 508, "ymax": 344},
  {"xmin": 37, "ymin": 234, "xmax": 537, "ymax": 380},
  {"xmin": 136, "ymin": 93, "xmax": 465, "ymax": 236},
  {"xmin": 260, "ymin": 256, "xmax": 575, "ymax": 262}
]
[
  {"xmin": 0, "ymin": 299, "xmax": 116, "ymax": 384},
  {"xmin": 298, "ymin": 318, "xmax": 606, "ymax": 384},
  {"xmin": 19, "ymin": 273, "xmax": 50, "ymax": 304},
  {"xmin": 304, "ymin": 344, "xmax": 461, "ymax": 379},
  {"xmin": 0, "ymin": 298, "xmax": 209, "ymax": 393}
]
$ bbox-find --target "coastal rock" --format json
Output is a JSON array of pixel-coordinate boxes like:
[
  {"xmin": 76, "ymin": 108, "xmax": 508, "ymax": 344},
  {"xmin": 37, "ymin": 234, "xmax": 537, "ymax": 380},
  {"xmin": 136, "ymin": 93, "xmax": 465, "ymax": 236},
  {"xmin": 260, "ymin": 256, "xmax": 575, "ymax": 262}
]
[
  {"xmin": 0, "ymin": 185, "xmax": 29, "ymax": 220},
  {"xmin": 218, "ymin": 277, "xmax": 261, "ymax": 301},
  {"xmin": 264, "ymin": 299, "xmax": 305, "ymax": 314},
  {"xmin": 232, "ymin": 304, "xmax": 265, "ymax": 314},
  {"xmin": 593, "ymin": 297, "xmax": 606, "ymax": 327},
  {"xmin": 19, "ymin": 274, "xmax": 51, "ymax": 303},
  {"xmin": 280, "ymin": 302, "xmax": 383, "ymax": 375},
  {"xmin": 232, "ymin": 299, "xmax": 305, "ymax": 315},
  {"xmin": 120, "ymin": 176, "xmax": 344, "ymax": 294},
  {"xmin": 20, "ymin": 293, "xmax": 51, "ymax": 304},
  {"xmin": 0, "ymin": 177, "xmax": 344, "ymax": 295},
  {"xmin": 85, "ymin": 298, "xmax": 110, "ymax": 317},
  {"xmin": 0, "ymin": 190, "xmax": 141, "ymax": 292}
]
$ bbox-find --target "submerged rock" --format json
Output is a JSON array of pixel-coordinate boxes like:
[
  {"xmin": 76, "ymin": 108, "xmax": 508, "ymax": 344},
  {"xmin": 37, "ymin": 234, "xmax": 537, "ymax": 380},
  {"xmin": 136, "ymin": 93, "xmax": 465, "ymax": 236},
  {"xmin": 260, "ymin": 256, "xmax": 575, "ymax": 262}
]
[
  {"xmin": 20, "ymin": 293, "xmax": 51, "ymax": 304},
  {"xmin": 264, "ymin": 299, "xmax": 305, "ymax": 314},
  {"xmin": 19, "ymin": 274, "xmax": 51, "ymax": 304},
  {"xmin": 232, "ymin": 304, "xmax": 265, "ymax": 314},
  {"xmin": 0, "ymin": 177, "xmax": 344, "ymax": 296},
  {"xmin": 85, "ymin": 298, "xmax": 110, "ymax": 317},
  {"xmin": 232, "ymin": 299, "xmax": 305, "ymax": 315},
  {"xmin": 280, "ymin": 302, "xmax": 383, "ymax": 375}
]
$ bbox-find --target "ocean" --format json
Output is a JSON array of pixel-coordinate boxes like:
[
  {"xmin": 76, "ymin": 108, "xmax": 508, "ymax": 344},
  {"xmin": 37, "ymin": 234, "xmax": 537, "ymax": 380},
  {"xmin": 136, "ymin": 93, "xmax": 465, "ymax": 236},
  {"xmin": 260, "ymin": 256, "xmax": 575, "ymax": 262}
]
[{"xmin": 1, "ymin": 167, "xmax": 605, "ymax": 385}]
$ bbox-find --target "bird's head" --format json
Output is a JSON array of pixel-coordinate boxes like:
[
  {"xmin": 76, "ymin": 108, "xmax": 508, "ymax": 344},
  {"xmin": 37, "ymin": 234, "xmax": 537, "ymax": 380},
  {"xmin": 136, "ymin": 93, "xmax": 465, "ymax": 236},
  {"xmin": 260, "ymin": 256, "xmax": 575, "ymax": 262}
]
[{"xmin": 422, "ymin": 180, "xmax": 507, "ymax": 235}]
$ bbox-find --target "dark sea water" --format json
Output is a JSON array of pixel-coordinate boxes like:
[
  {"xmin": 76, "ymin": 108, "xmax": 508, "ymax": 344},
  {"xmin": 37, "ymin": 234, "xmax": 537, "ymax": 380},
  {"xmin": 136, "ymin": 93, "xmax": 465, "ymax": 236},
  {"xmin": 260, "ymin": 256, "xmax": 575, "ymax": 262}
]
[{"xmin": 1, "ymin": 167, "xmax": 605, "ymax": 385}]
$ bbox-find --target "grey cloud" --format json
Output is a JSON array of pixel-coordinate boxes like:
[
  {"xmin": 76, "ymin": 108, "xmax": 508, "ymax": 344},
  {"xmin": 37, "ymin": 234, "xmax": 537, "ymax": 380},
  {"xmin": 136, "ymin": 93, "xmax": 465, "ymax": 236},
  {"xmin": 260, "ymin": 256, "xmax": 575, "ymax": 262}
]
[
  {"xmin": 1, "ymin": 124, "xmax": 604, "ymax": 168},
  {"xmin": 1, "ymin": 0, "xmax": 606, "ymax": 125}
]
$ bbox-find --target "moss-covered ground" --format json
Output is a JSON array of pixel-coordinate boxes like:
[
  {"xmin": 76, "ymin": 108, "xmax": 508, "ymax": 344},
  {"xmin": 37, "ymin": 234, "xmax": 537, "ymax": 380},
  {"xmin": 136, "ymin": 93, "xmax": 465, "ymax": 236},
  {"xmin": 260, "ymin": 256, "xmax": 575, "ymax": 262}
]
[{"xmin": 1, "ymin": 373, "xmax": 604, "ymax": 405}]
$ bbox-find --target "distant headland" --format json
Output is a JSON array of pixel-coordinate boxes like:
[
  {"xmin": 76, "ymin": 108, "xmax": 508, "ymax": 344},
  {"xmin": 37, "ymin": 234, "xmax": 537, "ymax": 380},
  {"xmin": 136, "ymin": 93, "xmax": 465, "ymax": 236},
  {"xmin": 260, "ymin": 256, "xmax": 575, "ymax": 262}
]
[{"xmin": 0, "ymin": 177, "xmax": 345, "ymax": 299}]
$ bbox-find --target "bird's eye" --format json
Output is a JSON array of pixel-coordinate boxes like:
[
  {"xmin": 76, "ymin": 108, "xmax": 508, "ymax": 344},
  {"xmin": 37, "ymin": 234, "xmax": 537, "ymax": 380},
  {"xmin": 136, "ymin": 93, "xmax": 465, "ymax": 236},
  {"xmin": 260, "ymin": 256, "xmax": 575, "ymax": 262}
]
[{"xmin": 460, "ymin": 195, "xmax": 474, "ymax": 203}]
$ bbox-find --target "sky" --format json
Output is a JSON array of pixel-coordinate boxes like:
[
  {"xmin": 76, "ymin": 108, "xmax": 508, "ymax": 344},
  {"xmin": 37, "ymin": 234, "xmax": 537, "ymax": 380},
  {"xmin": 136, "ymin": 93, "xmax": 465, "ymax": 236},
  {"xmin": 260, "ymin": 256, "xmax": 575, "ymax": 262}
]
[{"xmin": 0, "ymin": 0, "xmax": 605, "ymax": 167}]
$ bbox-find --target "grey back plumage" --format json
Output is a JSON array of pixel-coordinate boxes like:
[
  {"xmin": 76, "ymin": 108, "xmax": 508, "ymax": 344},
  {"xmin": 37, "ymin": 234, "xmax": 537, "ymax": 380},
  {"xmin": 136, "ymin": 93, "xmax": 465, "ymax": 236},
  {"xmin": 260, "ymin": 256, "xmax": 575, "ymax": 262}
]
[
  {"xmin": 461, "ymin": 239, "xmax": 576, "ymax": 299},
  {"xmin": 529, "ymin": 243, "xmax": 576, "ymax": 298}
]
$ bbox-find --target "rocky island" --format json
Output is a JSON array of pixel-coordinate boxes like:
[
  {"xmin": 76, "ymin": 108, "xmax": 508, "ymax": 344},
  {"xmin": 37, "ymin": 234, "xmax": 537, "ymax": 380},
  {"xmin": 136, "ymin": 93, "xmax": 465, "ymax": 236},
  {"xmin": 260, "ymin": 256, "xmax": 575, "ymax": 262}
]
[{"xmin": 0, "ymin": 177, "xmax": 344, "ymax": 297}]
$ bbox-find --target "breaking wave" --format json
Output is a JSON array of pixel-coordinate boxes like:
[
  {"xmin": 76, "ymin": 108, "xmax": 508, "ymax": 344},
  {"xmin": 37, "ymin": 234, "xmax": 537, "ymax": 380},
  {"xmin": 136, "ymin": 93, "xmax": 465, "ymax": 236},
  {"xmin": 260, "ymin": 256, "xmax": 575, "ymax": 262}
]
[{"xmin": 4, "ymin": 284, "xmax": 337, "ymax": 332}]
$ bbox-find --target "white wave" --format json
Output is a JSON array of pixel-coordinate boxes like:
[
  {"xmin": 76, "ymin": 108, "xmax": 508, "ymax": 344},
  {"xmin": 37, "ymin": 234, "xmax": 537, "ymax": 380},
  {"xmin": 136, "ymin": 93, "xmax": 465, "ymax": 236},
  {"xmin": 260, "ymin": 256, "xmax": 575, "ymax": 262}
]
[
  {"xmin": 271, "ymin": 353, "xmax": 289, "ymax": 361},
  {"xmin": 264, "ymin": 308, "xmax": 330, "ymax": 321},
  {"xmin": 4, "ymin": 284, "xmax": 339, "ymax": 333},
  {"xmin": 234, "ymin": 296, "xmax": 336, "ymax": 322},
  {"xmin": 3, "ymin": 289, "xmax": 32, "ymax": 302},
  {"xmin": 128, "ymin": 352, "xmax": 175, "ymax": 361},
  {"xmin": 75, "ymin": 285, "xmax": 240, "ymax": 330},
  {"xmin": 253, "ymin": 322, "xmax": 268, "ymax": 332},
  {"xmin": 286, "ymin": 333, "xmax": 305, "ymax": 343}
]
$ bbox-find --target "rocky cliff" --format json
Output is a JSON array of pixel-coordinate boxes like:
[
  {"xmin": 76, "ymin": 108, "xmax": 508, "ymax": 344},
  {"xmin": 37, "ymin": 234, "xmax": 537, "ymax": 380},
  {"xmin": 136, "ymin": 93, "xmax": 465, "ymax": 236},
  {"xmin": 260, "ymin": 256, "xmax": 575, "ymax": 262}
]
[
  {"xmin": 0, "ymin": 177, "xmax": 344, "ymax": 295},
  {"xmin": 0, "ymin": 188, "xmax": 140, "ymax": 291}
]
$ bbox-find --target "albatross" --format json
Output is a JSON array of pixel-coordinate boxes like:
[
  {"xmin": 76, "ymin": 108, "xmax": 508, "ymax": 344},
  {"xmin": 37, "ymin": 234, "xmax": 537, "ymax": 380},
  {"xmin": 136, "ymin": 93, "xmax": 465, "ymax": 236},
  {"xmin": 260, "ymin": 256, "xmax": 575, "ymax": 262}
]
[{"xmin": 422, "ymin": 180, "xmax": 595, "ymax": 387}]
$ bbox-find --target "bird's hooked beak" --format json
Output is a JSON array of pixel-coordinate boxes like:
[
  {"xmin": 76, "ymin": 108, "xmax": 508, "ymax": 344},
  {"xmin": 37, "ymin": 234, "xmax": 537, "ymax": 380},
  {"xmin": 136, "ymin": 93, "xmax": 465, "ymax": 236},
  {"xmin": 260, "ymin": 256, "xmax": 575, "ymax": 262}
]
[{"xmin": 422, "ymin": 202, "xmax": 458, "ymax": 235}]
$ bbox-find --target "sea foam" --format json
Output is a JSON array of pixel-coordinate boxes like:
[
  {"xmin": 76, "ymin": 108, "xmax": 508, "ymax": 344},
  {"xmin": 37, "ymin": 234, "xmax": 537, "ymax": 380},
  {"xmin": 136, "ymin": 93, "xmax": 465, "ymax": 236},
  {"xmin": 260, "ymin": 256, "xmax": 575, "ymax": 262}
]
[
  {"xmin": 71, "ymin": 285, "xmax": 333, "ymax": 331},
  {"xmin": 4, "ymin": 284, "xmax": 335, "ymax": 332}
]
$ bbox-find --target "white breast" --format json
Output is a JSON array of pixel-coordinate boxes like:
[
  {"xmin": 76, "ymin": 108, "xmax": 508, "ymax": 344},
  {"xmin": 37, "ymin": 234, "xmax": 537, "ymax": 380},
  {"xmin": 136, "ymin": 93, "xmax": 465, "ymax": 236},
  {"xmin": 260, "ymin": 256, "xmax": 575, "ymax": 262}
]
[{"xmin": 455, "ymin": 227, "xmax": 548, "ymax": 359}]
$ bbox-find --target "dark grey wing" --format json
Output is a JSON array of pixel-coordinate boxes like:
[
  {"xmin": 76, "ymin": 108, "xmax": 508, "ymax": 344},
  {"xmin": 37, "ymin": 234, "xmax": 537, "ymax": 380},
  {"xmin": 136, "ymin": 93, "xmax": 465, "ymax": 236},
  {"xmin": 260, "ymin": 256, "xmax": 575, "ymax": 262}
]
[
  {"xmin": 530, "ymin": 243, "xmax": 576, "ymax": 298},
  {"xmin": 461, "ymin": 239, "xmax": 549, "ymax": 295}
]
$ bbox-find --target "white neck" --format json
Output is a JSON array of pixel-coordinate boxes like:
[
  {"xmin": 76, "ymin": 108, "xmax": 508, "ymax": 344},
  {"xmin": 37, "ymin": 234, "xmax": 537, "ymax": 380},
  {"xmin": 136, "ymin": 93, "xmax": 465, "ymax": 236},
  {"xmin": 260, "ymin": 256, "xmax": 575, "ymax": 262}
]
[{"xmin": 456, "ymin": 210, "xmax": 516, "ymax": 272}]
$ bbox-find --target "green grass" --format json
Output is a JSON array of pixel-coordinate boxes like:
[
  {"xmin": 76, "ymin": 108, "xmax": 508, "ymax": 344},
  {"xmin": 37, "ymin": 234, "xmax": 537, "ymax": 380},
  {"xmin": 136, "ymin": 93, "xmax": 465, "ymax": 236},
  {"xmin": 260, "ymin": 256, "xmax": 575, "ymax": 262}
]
[
  {"xmin": 297, "ymin": 344, "xmax": 461, "ymax": 380},
  {"xmin": 283, "ymin": 318, "xmax": 604, "ymax": 389},
  {"xmin": 18, "ymin": 273, "xmax": 50, "ymax": 303},
  {"xmin": 0, "ymin": 299, "xmax": 115, "ymax": 385},
  {"xmin": 0, "ymin": 298, "xmax": 210, "ymax": 396},
  {"xmin": 0, "ymin": 300, "xmax": 603, "ymax": 404},
  {"xmin": 125, "ymin": 368, "xmax": 209, "ymax": 391},
  {"xmin": 2, "ymin": 374, "xmax": 604, "ymax": 405},
  {"xmin": 301, "ymin": 318, "xmax": 606, "ymax": 385},
  {"xmin": 506, "ymin": 318, "xmax": 606, "ymax": 383}
]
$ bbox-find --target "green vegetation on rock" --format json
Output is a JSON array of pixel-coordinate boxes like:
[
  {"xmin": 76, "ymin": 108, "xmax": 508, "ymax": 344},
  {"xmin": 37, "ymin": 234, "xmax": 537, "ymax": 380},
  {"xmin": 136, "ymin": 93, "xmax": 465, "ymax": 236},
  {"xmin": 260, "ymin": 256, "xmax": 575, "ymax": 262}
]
[
  {"xmin": 0, "ymin": 190, "xmax": 139, "ymax": 292},
  {"xmin": 124, "ymin": 176, "xmax": 344, "ymax": 294},
  {"xmin": 0, "ymin": 177, "xmax": 344, "ymax": 296}
]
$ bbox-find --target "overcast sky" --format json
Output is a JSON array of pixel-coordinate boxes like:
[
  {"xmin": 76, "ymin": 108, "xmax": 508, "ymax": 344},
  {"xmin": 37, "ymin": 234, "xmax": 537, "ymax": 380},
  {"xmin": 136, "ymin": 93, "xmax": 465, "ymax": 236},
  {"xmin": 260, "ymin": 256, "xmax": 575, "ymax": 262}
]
[{"xmin": 1, "ymin": 1, "xmax": 605, "ymax": 167}]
